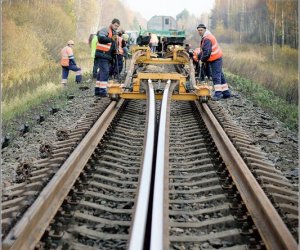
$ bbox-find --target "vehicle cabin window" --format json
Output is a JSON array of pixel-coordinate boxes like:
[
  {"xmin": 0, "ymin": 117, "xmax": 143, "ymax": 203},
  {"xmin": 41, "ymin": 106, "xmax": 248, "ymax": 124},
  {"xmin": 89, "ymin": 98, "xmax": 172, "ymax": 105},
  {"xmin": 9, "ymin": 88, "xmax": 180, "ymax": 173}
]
[{"xmin": 165, "ymin": 18, "xmax": 169, "ymax": 25}]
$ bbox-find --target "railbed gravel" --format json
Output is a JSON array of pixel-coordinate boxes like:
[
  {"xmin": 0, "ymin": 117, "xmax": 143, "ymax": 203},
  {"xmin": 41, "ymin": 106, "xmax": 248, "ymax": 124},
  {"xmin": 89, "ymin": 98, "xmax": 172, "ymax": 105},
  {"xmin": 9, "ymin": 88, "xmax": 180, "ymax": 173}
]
[
  {"xmin": 1, "ymin": 79, "xmax": 107, "ymax": 187},
  {"xmin": 1, "ymin": 78, "xmax": 298, "ymax": 190}
]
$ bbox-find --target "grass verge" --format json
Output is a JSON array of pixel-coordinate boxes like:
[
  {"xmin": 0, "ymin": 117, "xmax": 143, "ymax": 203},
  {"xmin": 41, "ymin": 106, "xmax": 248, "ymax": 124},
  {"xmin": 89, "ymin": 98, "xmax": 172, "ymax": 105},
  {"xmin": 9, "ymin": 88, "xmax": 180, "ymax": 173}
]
[{"xmin": 225, "ymin": 71, "xmax": 298, "ymax": 131}]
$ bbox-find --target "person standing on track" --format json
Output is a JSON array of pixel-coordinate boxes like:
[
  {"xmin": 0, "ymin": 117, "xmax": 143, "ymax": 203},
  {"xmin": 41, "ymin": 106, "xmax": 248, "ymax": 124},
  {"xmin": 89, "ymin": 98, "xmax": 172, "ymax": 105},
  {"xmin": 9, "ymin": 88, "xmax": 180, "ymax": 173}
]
[
  {"xmin": 149, "ymin": 33, "xmax": 159, "ymax": 53},
  {"xmin": 122, "ymin": 32, "xmax": 130, "ymax": 59},
  {"xmin": 60, "ymin": 40, "xmax": 82, "ymax": 87},
  {"xmin": 197, "ymin": 24, "xmax": 230, "ymax": 100},
  {"xmin": 94, "ymin": 18, "xmax": 120, "ymax": 97}
]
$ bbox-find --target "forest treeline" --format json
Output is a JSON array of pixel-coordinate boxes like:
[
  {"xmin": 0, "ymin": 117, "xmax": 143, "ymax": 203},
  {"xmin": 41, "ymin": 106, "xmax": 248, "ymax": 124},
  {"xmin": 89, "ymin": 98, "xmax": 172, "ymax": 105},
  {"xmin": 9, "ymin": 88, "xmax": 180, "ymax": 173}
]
[
  {"xmin": 2, "ymin": 0, "xmax": 145, "ymax": 66},
  {"xmin": 210, "ymin": 0, "xmax": 298, "ymax": 49},
  {"xmin": 2, "ymin": 0, "xmax": 146, "ymax": 100}
]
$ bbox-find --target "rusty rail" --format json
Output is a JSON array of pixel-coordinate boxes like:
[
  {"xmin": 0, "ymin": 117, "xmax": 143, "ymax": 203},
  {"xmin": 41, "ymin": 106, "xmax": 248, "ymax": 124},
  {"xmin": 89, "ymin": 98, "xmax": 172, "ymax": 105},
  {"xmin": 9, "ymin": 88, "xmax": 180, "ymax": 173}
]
[
  {"xmin": 2, "ymin": 101, "xmax": 121, "ymax": 250},
  {"xmin": 195, "ymin": 102, "xmax": 298, "ymax": 250}
]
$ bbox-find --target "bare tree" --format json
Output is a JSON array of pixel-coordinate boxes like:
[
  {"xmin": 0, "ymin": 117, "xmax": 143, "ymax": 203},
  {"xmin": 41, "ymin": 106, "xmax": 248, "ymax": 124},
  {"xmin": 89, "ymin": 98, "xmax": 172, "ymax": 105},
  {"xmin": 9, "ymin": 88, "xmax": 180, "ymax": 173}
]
[
  {"xmin": 239, "ymin": 0, "xmax": 245, "ymax": 43},
  {"xmin": 272, "ymin": 1, "xmax": 277, "ymax": 61},
  {"xmin": 281, "ymin": 6, "xmax": 284, "ymax": 46}
]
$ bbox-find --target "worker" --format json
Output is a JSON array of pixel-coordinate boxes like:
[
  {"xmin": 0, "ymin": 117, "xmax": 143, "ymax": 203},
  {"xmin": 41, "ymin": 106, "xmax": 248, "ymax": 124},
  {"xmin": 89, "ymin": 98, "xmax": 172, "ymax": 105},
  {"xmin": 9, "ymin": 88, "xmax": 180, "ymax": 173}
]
[
  {"xmin": 90, "ymin": 31, "xmax": 101, "ymax": 78},
  {"xmin": 60, "ymin": 40, "xmax": 82, "ymax": 87},
  {"xmin": 197, "ymin": 24, "xmax": 230, "ymax": 100},
  {"xmin": 95, "ymin": 18, "xmax": 120, "ymax": 97},
  {"xmin": 122, "ymin": 32, "xmax": 130, "ymax": 59},
  {"xmin": 149, "ymin": 33, "xmax": 159, "ymax": 53},
  {"xmin": 110, "ymin": 30, "xmax": 127, "ymax": 78},
  {"xmin": 192, "ymin": 47, "xmax": 201, "ymax": 78}
]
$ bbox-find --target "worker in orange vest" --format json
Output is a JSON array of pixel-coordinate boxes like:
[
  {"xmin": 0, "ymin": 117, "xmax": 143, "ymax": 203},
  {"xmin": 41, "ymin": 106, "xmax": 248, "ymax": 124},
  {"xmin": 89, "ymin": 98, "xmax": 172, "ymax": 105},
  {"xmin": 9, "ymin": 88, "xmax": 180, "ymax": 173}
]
[
  {"xmin": 197, "ymin": 24, "xmax": 230, "ymax": 100},
  {"xmin": 60, "ymin": 40, "xmax": 82, "ymax": 87},
  {"xmin": 94, "ymin": 18, "xmax": 120, "ymax": 97},
  {"xmin": 110, "ymin": 30, "xmax": 127, "ymax": 78}
]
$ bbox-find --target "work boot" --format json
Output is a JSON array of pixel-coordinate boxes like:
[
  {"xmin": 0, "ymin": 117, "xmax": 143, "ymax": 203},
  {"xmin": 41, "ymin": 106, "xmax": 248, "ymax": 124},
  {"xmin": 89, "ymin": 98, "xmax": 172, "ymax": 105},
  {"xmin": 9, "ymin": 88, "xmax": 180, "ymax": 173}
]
[
  {"xmin": 99, "ymin": 88, "xmax": 108, "ymax": 97},
  {"xmin": 222, "ymin": 90, "xmax": 231, "ymax": 99},
  {"xmin": 211, "ymin": 96, "xmax": 222, "ymax": 101},
  {"xmin": 76, "ymin": 74, "xmax": 82, "ymax": 81},
  {"xmin": 95, "ymin": 87, "xmax": 101, "ymax": 96},
  {"xmin": 211, "ymin": 90, "xmax": 222, "ymax": 101}
]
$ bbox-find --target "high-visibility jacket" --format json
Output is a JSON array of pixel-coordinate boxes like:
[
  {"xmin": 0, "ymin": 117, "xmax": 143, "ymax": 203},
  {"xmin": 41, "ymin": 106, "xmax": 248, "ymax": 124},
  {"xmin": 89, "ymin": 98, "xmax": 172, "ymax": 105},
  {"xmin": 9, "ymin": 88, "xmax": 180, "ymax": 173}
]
[
  {"xmin": 200, "ymin": 34, "xmax": 222, "ymax": 62},
  {"xmin": 91, "ymin": 35, "xmax": 98, "ymax": 58},
  {"xmin": 96, "ymin": 27, "xmax": 113, "ymax": 52},
  {"xmin": 117, "ymin": 36, "xmax": 124, "ymax": 55},
  {"xmin": 60, "ymin": 46, "xmax": 75, "ymax": 66},
  {"xmin": 150, "ymin": 33, "xmax": 158, "ymax": 46}
]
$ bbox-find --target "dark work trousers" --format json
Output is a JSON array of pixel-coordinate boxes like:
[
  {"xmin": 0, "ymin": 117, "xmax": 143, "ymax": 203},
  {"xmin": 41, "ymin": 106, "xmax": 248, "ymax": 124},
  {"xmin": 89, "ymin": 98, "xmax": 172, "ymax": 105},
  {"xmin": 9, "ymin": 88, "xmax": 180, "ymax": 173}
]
[
  {"xmin": 209, "ymin": 57, "xmax": 230, "ymax": 98},
  {"xmin": 194, "ymin": 61, "xmax": 200, "ymax": 78},
  {"xmin": 93, "ymin": 57, "xmax": 101, "ymax": 78},
  {"xmin": 61, "ymin": 64, "xmax": 82, "ymax": 84},
  {"xmin": 110, "ymin": 54, "xmax": 124, "ymax": 78},
  {"xmin": 95, "ymin": 58, "xmax": 111, "ymax": 96},
  {"xmin": 200, "ymin": 63, "xmax": 211, "ymax": 81}
]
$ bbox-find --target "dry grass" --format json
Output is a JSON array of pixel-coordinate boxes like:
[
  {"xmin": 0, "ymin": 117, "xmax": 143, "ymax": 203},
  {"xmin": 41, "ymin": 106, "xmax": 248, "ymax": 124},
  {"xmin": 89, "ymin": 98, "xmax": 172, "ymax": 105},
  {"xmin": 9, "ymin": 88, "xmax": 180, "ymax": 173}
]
[
  {"xmin": 222, "ymin": 44, "xmax": 298, "ymax": 104},
  {"xmin": 225, "ymin": 72, "xmax": 298, "ymax": 130},
  {"xmin": 2, "ymin": 82, "xmax": 61, "ymax": 121},
  {"xmin": 2, "ymin": 42, "xmax": 93, "ymax": 123},
  {"xmin": 2, "ymin": 1, "xmax": 79, "ymax": 123}
]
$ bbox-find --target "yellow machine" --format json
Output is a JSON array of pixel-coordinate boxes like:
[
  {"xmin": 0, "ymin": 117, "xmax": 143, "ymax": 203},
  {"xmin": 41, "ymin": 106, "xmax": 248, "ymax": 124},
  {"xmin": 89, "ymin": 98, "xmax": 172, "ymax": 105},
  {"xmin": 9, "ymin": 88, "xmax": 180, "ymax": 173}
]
[{"xmin": 108, "ymin": 46, "xmax": 212, "ymax": 102}]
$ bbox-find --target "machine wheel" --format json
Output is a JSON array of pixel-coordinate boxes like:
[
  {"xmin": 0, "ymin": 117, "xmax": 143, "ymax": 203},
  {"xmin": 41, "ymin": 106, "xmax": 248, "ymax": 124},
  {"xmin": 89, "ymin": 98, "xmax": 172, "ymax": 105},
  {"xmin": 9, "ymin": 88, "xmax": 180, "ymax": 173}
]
[
  {"xmin": 199, "ymin": 96, "xmax": 208, "ymax": 103},
  {"xmin": 110, "ymin": 94, "xmax": 119, "ymax": 101}
]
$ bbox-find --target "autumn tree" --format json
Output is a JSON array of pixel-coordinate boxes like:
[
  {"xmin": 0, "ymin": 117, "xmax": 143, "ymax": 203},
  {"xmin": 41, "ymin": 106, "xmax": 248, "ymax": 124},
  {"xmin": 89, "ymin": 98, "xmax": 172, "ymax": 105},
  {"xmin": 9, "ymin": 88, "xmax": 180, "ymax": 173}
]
[{"xmin": 210, "ymin": 0, "xmax": 298, "ymax": 48}]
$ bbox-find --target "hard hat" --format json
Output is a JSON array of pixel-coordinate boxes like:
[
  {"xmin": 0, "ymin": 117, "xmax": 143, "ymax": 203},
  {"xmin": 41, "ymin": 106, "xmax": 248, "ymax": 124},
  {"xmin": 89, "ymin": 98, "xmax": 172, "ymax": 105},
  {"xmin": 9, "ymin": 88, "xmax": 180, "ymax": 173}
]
[
  {"xmin": 67, "ymin": 40, "xmax": 75, "ymax": 45},
  {"xmin": 122, "ymin": 33, "xmax": 129, "ymax": 41},
  {"xmin": 197, "ymin": 24, "xmax": 206, "ymax": 29}
]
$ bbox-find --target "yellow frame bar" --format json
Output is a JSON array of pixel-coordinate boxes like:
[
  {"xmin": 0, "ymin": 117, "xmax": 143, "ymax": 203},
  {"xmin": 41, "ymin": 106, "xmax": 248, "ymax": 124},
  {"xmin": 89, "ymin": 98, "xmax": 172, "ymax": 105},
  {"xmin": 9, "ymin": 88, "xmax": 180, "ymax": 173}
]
[
  {"xmin": 136, "ymin": 72, "xmax": 183, "ymax": 80},
  {"xmin": 120, "ymin": 93, "xmax": 198, "ymax": 101}
]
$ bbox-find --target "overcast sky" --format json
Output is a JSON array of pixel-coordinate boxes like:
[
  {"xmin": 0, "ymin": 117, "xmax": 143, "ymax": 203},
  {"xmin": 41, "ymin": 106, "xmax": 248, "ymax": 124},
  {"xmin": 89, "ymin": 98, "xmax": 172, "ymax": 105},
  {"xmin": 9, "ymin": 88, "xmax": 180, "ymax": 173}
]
[{"xmin": 123, "ymin": 0, "xmax": 215, "ymax": 20}]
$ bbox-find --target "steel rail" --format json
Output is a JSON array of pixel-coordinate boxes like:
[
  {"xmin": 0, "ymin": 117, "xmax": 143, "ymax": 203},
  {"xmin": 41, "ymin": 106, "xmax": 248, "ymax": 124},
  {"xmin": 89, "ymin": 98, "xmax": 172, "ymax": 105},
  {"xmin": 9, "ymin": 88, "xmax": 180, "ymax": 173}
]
[
  {"xmin": 123, "ymin": 50, "xmax": 145, "ymax": 88},
  {"xmin": 195, "ymin": 102, "xmax": 298, "ymax": 250},
  {"xmin": 128, "ymin": 81, "xmax": 156, "ymax": 250},
  {"xmin": 150, "ymin": 80, "xmax": 172, "ymax": 250},
  {"xmin": 2, "ymin": 101, "xmax": 122, "ymax": 250}
]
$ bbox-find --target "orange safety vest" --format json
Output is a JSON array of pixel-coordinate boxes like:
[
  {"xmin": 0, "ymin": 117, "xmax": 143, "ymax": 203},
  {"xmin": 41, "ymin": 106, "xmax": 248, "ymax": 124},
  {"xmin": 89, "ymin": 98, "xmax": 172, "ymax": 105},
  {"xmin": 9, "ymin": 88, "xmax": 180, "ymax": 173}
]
[
  {"xmin": 60, "ymin": 46, "xmax": 73, "ymax": 66},
  {"xmin": 96, "ymin": 28, "xmax": 113, "ymax": 52},
  {"xmin": 201, "ymin": 34, "xmax": 223, "ymax": 62},
  {"xmin": 117, "ymin": 36, "xmax": 124, "ymax": 55}
]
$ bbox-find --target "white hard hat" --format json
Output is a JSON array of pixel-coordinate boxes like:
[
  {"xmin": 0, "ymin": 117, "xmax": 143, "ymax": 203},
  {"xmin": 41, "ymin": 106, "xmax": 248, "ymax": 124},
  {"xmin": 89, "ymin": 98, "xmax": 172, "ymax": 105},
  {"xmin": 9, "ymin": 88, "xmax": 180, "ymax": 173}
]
[{"xmin": 67, "ymin": 40, "xmax": 75, "ymax": 45}]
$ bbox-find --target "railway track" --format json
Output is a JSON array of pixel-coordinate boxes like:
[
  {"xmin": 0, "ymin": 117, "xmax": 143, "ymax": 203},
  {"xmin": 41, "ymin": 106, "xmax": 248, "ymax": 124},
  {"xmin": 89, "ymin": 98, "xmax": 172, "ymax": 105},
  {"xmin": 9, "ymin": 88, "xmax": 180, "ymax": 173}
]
[{"xmin": 2, "ymin": 51, "xmax": 298, "ymax": 250}]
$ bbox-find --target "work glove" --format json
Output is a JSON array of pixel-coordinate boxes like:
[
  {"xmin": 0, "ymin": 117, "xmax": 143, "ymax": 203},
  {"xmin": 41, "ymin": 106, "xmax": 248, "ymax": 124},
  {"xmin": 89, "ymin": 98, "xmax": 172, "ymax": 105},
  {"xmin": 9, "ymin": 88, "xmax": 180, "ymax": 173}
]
[{"xmin": 112, "ymin": 35, "xmax": 118, "ymax": 42}]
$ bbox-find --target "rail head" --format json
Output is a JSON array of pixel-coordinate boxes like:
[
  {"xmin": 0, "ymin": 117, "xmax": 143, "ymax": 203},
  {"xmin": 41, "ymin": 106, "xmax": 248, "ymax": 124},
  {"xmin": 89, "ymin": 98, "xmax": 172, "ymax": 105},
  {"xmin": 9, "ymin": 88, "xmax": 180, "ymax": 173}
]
[
  {"xmin": 128, "ymin": 81, "xmax": 156, "ymax": 250},
  {"xmin": 150, "ymin": 80, "xmax": 174, "ymax": 250}
]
